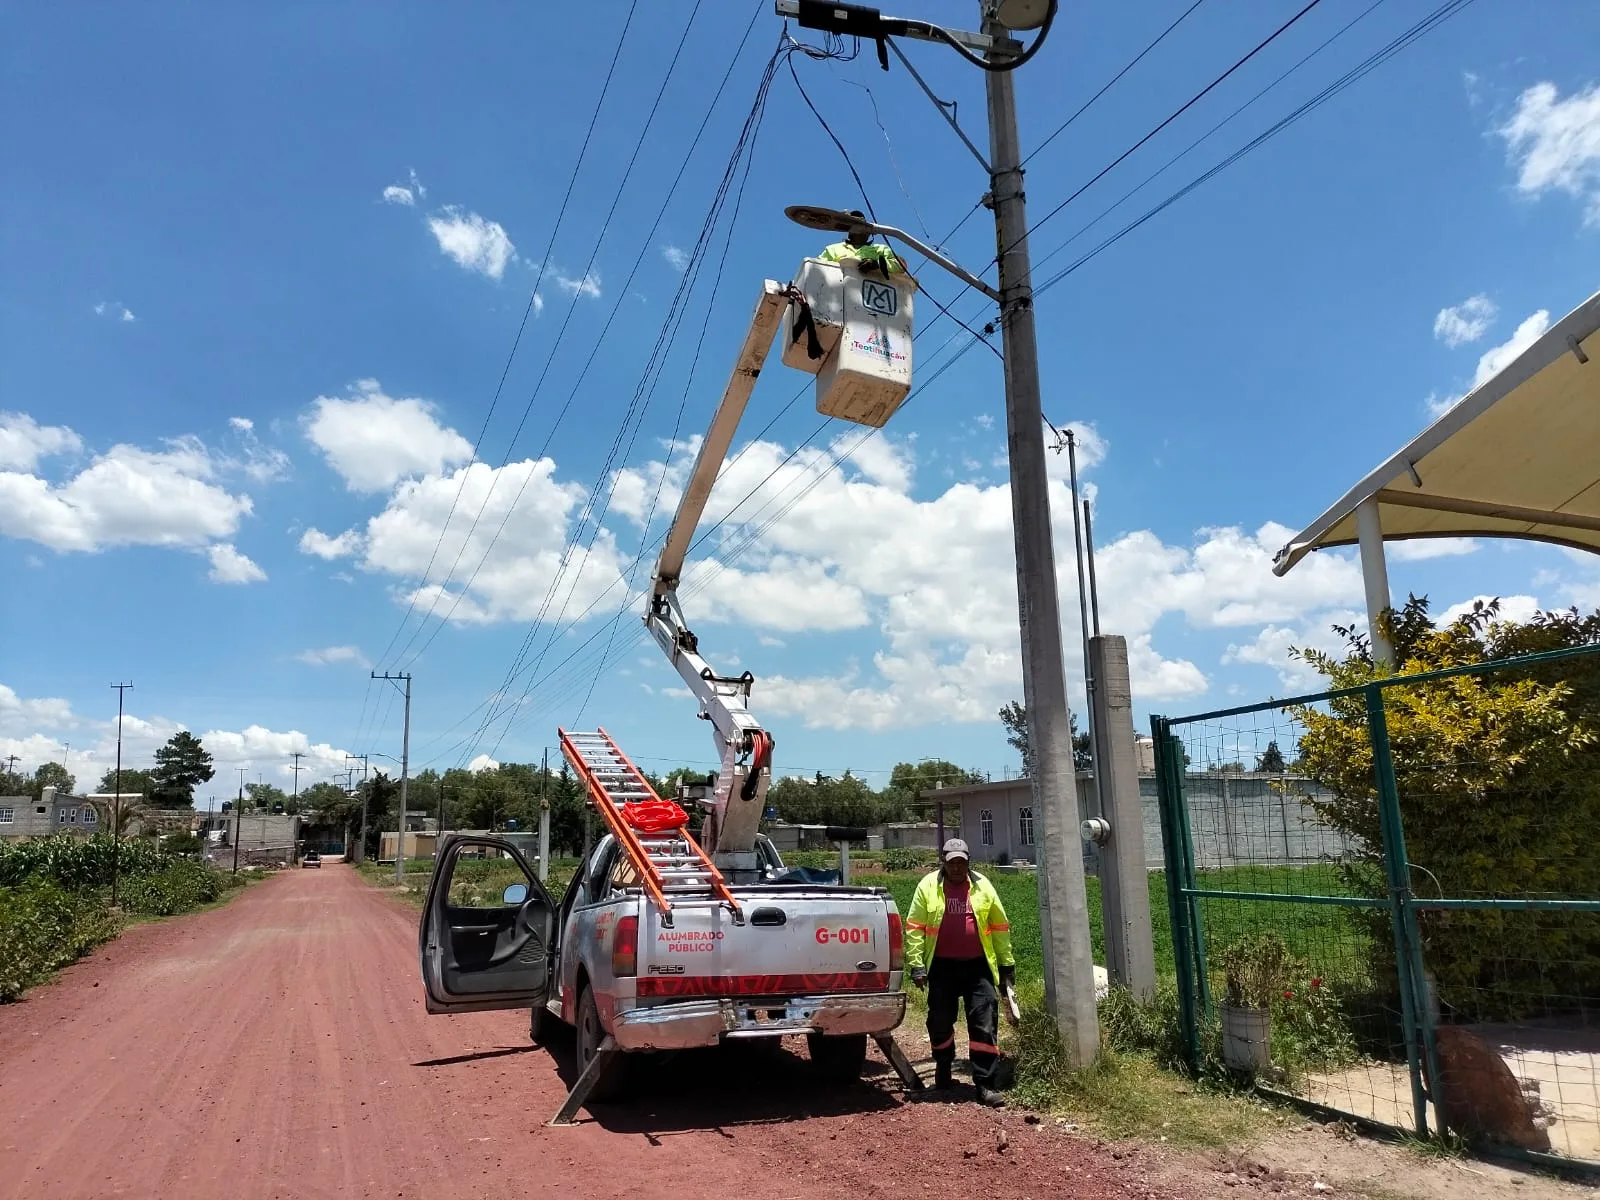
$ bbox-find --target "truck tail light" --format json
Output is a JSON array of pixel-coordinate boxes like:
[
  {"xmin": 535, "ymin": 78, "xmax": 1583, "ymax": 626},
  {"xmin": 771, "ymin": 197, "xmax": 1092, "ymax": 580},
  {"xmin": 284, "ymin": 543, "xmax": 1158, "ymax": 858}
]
[
  {"xmin": 886, "ymin": 911, "xmax": 903, "ymax": 972},
  {"xmin": 612, "ymin": 915, "xmax": 638, "ymax": 978}
]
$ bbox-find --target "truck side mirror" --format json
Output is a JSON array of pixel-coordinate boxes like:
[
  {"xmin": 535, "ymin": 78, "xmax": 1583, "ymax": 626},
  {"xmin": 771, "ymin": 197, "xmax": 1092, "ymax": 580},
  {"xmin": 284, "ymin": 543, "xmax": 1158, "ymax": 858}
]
[{"xmin": 502, "ymin": 883, "xmax": 528, "ymax": 906}]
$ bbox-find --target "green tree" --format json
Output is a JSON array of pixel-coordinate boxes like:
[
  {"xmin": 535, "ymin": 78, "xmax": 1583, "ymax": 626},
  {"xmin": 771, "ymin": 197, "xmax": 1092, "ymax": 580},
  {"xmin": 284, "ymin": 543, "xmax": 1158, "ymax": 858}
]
[
  {"xmin": 98, "ymin": 767, "xmax": 155, "ymax": 798},
  {"xmin": 33, "ymin": 762, "xmax": 75, "ymax": 798},
  {"xmin": 999, "ymin": 701, "xmax": 1093, "ymax": 773},
  {"xmin": 1292, "ymin": 595, "xmax": 1600, "ymax": 1019},
  {"xmin": 1255, "ymin": 741, "xmax": 1287, "ymax": 773},
  {"xmin": 245, "ymin": 782, "xmax": 289, "ymax": 813},
  {"xmin": 999, "ymin": 701, "xmax": 1029, "ymax": 773},
  {"xmin": 151, "ymin": 732, "xmax": 213, "ymax": 806}
]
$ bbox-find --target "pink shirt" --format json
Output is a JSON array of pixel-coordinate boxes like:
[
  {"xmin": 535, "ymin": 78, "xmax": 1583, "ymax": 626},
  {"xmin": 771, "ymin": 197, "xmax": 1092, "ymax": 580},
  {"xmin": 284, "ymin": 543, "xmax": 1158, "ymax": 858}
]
[{"xmin": 935, "ymin": 878, "xmax": 983, "ymax": 961}]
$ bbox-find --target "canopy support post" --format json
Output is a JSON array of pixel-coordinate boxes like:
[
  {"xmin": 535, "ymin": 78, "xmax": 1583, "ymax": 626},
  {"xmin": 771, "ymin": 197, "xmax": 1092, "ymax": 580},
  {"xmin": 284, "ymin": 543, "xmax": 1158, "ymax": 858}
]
[{"xmin": 1356, "ymin": 497, "xmax": 1395, "ymax": 669}]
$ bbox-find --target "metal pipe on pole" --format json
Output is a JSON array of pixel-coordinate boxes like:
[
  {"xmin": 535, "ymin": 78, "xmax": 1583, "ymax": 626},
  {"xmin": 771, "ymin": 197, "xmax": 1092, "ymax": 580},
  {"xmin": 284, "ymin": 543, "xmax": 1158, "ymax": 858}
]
[
  {"xmin": 538, "ymin": 747, "xmax": 551, "ymax": 883},
  {"xmin": 983, "ymin": 15, "xmax": 1099, "ymax": 1064},
  {"xmin": 233, "ymin": 767, "xmax": 245, "ymax": 875},
  {"xmin": 109, "ymin": 682, "xmax": 133, "ymax": 907}
]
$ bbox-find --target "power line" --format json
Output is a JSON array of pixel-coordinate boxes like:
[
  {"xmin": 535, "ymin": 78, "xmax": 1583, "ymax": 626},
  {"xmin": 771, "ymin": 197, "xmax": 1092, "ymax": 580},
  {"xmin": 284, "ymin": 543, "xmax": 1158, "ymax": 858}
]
[
  {"xmin": 1014, "ymin": 0, "xmax": 1327, "ymax": 251},
  {"xmin": 1034, "ymin": 0, "xmax": 1478, "ymax": 296},
  {"xmin": 371, "ymin": 0, "xmax": 644, "ymax": 672},
  {"xmin": 1022, "ymin": 0, "xmax": 1211, "ymax": 166},
  {"xmin": 461, "ymin": 35, "xmax": 800, "ymax": 765},
  {"xmin": 415, "ymin": 314, "xmax": 987, "ymax": 769},
  {"xmin": 391, "ymin": 0, "xmax": 709, "ymax": 669}
]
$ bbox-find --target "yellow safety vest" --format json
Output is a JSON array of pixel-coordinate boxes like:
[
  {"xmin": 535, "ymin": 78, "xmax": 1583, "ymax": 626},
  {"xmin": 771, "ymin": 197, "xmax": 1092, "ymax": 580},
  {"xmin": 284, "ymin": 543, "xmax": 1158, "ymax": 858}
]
[{"xmin": 904, "ymin": 869, "xmax": 1014, "ymax": 982}]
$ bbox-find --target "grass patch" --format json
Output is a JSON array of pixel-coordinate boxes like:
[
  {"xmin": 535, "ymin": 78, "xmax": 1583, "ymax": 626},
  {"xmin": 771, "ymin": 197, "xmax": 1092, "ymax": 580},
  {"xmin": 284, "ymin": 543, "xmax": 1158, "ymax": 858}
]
[
  {"xmin": 355, "ymin": 855, "xmax": 580, "ymax": 909},
  {"xmin": 1005, "ymin": 981, "xmax": 1272, "ymax": 1148}
]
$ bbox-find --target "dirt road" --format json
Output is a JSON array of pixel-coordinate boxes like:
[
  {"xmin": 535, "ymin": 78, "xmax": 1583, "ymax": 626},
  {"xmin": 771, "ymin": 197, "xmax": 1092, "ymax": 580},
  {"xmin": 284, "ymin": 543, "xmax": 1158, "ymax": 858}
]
[
  {"xmin": 0, "ymin": 865, "xmax": 1213, "ymax": 1200},
  {"xmin": 6, "ymin": 866, "xmax": 1577, "ymax": 1200}
]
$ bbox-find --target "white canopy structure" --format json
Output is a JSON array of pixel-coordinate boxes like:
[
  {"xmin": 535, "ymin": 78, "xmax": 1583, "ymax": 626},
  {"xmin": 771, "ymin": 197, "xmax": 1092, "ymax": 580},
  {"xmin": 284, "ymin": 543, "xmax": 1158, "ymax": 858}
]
[{"xmin": 1273, "ymin": 288, "xmax": 1600, "ymax": 663}]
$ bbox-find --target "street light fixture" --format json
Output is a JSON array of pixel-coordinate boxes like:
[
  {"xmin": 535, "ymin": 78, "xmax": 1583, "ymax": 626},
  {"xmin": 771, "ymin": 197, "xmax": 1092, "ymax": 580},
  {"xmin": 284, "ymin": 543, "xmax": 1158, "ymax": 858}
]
[{"xmin": 782, "ymin": 205, "xmax": 1001, "ymax": 302}]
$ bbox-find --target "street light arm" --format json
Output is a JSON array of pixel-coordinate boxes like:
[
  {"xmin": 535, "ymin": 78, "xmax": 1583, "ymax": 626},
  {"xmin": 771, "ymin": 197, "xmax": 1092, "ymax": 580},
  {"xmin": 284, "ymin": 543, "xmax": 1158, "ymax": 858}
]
[{"xmin": 862, "ymin": 220, "xmax": 1002, "ymax": 302}]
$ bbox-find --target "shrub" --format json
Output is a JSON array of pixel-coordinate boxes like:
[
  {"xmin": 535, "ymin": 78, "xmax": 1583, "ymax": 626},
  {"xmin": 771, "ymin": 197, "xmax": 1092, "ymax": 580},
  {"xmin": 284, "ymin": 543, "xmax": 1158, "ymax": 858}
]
[
  {"xmin": 0, "ymin": 879, "xmax": 123, "ymax": 1002},
  {"xmin": 1216, "ymin": 932, "xmax": 1294, "ymax": 1009},
  {"xmin": 881, "ymin": 848, "xmax": 937, "ymax": 873},
  {"xmin": 121, "ymin": 860, "xmax": 226, "ymax": 916},
  {"xmin": 1292, "ymin": 598, "xmax": 1600, "ymax": 1019}
]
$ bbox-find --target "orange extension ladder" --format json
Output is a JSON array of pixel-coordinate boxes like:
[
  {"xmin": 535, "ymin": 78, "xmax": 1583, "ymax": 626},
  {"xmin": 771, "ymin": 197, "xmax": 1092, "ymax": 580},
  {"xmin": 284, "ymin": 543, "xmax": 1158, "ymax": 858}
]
[{"xmin": 558, "ymin": 728, "xmax": 741, "ymax": 926}]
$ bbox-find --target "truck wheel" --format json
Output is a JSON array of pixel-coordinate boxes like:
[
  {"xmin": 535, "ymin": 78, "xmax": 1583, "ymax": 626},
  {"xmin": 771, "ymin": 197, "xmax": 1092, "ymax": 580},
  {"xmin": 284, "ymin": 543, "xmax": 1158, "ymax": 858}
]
[
  {"xmin": 577, "ymin": 984, "xmax": 624, "ymax": 1102},
  {"xmin": 807, "ymin": 1032, "xmax": 868, "ymax": 1083}
]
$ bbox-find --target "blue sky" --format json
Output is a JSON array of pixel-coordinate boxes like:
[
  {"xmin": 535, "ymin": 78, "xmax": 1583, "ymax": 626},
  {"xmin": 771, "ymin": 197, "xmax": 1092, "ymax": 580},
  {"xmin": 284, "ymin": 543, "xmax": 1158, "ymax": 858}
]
[{"xmin": 3, "ymin": 0, "xmax": 1599, "ymax": 801}]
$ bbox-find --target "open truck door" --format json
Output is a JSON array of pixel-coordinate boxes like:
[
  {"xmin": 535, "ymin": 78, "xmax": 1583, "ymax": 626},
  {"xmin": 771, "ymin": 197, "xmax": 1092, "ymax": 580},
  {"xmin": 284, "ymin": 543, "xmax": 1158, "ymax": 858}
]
[{"xmin": 419, "ymin": 834, "xmax": 555, "ymax": 1015}]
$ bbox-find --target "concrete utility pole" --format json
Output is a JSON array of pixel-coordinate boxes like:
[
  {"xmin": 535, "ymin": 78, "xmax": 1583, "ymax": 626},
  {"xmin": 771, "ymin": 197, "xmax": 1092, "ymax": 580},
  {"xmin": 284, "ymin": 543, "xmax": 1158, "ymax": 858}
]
[
  {"xmin": 775, "ymin": 0, "xmax": 1098, "ymax": 1065},
  {"xmin": 345, "ymin": 753, "xmax": 370, "ymax": 863},
  {"xmin": 372, "ymin": 672, "xmax": 412, "ymax": 885},
  {"xmin": 109, "ymin": 682, "xmax": 133, "ymax": 907},
  {"xmin": 1086, "ymin": 636, "xmax": 1156, "ymax": 998},
  {"xmin": 290, "ymin": 752, "xmax": 304, "ymax": 806},
  {"xmin": 981, "ymin": 10, "xmax": 1099, "ymax": 1066}
]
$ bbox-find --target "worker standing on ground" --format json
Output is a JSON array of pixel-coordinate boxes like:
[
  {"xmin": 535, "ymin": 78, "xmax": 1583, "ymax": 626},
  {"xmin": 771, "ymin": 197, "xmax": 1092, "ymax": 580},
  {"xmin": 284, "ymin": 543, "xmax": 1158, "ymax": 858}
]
[{"xmin": 905, "ymin": 838, "xmax": 1015, "ymax": 1107}]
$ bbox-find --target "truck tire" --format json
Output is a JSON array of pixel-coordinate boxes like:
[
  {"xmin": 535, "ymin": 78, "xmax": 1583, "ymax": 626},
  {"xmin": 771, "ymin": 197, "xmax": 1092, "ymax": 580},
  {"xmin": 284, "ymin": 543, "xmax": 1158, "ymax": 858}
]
[
  {"xmin": 807, "ymin": 1032, "xmax": 868, "ymax": 1083},
  {"xmin": 577, "ymin": 984, "xmax": 625, "ymax": 1102}
]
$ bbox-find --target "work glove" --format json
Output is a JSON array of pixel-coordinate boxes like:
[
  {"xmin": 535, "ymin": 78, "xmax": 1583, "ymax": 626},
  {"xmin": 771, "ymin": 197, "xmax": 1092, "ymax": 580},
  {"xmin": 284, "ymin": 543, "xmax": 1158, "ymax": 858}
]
[
  {"xmin": 910, "ymin": 967, "xmax": 928, "ymax": 991},
  {"xmin": 998, "ymin": 965, "xmax": 1016, "ymax": 991}
]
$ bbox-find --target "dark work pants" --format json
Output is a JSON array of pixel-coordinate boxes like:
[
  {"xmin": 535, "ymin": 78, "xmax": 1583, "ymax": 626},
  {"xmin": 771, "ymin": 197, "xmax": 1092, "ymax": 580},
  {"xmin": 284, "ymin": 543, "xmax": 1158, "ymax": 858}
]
[{"xmin": 926, "ymin": 956, "xmax": 999, "ymax": 1086}]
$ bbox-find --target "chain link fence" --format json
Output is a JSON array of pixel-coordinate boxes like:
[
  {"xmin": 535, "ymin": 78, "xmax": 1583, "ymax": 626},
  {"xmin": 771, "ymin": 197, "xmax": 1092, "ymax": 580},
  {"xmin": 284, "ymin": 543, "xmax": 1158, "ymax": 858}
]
[{"xmin": 1154, "ymin": 644, "xmax": 1600, "ymax": 1172}]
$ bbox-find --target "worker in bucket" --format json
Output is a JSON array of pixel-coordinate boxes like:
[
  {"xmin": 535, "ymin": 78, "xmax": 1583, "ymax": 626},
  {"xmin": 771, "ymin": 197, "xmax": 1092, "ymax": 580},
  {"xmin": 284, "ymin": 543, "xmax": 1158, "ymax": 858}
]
[{"xmin": 904, "ymin": 838, "xmax": 1015, "ymax": 1107}]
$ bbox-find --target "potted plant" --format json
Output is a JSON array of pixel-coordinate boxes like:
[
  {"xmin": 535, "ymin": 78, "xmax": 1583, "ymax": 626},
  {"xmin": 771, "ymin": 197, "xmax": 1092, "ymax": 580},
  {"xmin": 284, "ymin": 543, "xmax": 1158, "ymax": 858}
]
[{"xmin": 1215, "ymin": 932, "xmax": 1294, "ymax": 1072}]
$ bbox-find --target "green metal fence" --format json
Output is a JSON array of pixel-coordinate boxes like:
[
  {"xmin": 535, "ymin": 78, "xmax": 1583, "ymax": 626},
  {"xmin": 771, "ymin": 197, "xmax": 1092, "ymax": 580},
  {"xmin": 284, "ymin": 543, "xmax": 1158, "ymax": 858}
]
[{"xmin": 1153, "ymin": 644, "xmax": 1600, "ymax": 1172}]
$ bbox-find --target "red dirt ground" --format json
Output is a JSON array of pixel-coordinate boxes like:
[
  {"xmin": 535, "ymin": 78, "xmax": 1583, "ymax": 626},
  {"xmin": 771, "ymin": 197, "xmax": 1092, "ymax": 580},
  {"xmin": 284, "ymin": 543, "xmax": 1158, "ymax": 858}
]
[{"xmin": 0, "ymin": 865, "xmax": 1225, "ymax": 1200}]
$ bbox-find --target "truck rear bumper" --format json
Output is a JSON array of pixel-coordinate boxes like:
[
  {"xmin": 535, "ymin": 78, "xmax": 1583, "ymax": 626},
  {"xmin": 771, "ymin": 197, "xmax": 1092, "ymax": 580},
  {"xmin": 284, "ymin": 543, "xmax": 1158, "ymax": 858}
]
[{"xmin": 611, "ymin": 991, "xmax": 906, "ymax": 1052}]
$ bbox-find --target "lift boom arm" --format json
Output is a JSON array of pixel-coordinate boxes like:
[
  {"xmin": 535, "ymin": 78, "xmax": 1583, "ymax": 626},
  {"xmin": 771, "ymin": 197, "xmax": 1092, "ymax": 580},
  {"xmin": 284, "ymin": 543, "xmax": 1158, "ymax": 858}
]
[{"xmin": 645, "ymin": 281, "xmax": 788, "ymax": 869}]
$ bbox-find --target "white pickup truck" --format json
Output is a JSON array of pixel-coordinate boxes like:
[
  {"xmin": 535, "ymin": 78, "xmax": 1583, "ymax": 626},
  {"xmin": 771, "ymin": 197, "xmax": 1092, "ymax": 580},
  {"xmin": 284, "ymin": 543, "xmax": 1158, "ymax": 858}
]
[
  {"xmin": 418, "ymin": 831, "xmax": 910, "ymax": 1110},
  {"xmin": 419, "ymin": 278, "xmax": 933, "ymax": 1121}
]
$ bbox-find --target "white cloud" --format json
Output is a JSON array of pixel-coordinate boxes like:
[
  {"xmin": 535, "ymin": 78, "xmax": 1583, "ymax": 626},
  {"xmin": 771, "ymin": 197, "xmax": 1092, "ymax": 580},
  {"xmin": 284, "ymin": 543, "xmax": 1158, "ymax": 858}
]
[
  {"xmin": 295, "ymin": 645, "xmax": 370, "ymax": 668},
  {"xmin": 0, "ymin": 436, "xmax": 252, "ymax": 553},
  {"xmin": 93, "ymin": 301, "xmax": 135, "ymax": 322},
  {"xmin": 303, "ymin": 379, "xmax": 473, "ymax": 492},
  {"xmin": 427, "ymin": 207, "xmax": 515, "ymax": 279},
  {"xmin": 1387, "ymin": 538, "xmax": 1480, "ymax": 562},
  {"xmin": 1223, "ymin": 610, "xmax": 1364, "ymax": 689},
  {"xmin": 662, "ymin": 245, "xmax": 689, "ymax": 272},
  {"xmin": 0, "ymin": 684, "xmax": 76, "ymax": 734},
  {"xmin": 1425, "ymin": 309, "xmax": 1553, "ymax": 416},
  {"xmin": 556, "ymin": 270, "xmax": 602, "ymax": 299},
  {"xmin": 533, "ymin": 293, "xmax": 545, "ymax": 317},
  {"xmin": 383, "ymin": 185, "xmax": 415, "ymax": 206},
  {"xmin": 1499, "ymin": 81, "xmax": 1600, "ymax": 223},
  {"xmin": 225, "ymin": 418, "xmax": 291, "ymax": 484},
  {"xmin": 350, "ymin": 457, "xmax": 632, "ymax": 627},
  {"xmin": 206, "ymin": 542, "xmax": 266, "ymax": 584},
  {"xmin": 0, "ymin": 684, "xmax": 357, "ymax": 796},
  {"xmin": 1438, "ymin": 594, "xmax": 1542, "ymax": 628},
  {"xmin": 466, "ymin": 754, "xmax": 500, "ymax": 773},
  {"xmin": 299, "ymin": 527, "xmax": 364, "ymax": 559},
  {"xmin": 1473, "ymin": 309, "xmax": 1549, "ymax": 386},
  {"xmin": 1433, "ymin": 294, "xmax": 1496, "ymax": 347},
  {"xmin": 0, "ymin": 412, "xmax": 83, "ymax": 471}
]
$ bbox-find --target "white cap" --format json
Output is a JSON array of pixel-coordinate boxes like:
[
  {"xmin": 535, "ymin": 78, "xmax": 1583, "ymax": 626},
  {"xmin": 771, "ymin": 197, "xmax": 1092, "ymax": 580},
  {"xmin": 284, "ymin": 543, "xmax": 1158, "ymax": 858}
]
[{"xmin": 942, "ymin": 838, "xmax": 970, "ymax": 861}]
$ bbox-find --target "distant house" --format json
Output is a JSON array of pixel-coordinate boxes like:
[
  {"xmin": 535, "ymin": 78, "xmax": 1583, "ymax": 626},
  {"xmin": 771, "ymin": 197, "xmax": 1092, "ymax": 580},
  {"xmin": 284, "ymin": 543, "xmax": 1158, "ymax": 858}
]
[{"xmin": 0, "ymin": 786, "xmax": 101, "ymax": 840}]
